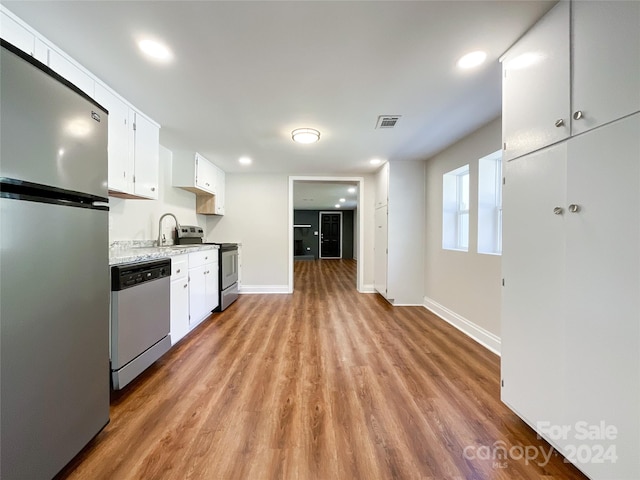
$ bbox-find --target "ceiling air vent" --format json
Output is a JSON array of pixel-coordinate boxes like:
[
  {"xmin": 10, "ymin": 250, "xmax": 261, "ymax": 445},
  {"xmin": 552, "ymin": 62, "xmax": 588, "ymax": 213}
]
[{"xmin": 376, "ymin": 115, "xmax": 401, "ymax": 129}]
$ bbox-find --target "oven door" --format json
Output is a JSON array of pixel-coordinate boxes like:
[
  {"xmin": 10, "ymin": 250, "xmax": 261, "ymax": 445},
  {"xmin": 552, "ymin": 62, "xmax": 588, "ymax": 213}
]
[{"xmin": 221, "ymin": 248, "xmax": 238, "ymax": 290}]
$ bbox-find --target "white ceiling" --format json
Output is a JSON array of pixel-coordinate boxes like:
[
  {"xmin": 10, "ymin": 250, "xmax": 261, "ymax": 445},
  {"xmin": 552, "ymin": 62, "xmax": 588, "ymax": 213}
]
[{"xmin": 4, "ymin": 0, "xmax": 554, "ymax": 180}]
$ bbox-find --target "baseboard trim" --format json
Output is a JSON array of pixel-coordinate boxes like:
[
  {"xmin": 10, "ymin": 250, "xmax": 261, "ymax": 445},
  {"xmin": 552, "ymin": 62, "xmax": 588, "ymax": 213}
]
[
  {"xmin": 239, "ymin": 285, "xmax": 290, "ymax": 294},
  {"xmin": 359, "ymin": 284, "xmax": 376, "ymax": 293},
  {"xmin": 423, "ymin": 296, "xmax": 501, "ymax": 356}
]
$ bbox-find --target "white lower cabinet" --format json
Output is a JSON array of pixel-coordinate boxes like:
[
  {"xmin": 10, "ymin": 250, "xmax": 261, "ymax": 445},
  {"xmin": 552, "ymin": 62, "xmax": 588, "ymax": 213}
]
[
  {"xmin": 170, "ymin": 255, "xmax": 189, "ymax": 346},
  {"xmin": 502, "ymin": 113, "xmax": 640, "ymax": 480},
  {"xmin": 188, "ymin": 250, "xmax": 219, "ymax": 328}
]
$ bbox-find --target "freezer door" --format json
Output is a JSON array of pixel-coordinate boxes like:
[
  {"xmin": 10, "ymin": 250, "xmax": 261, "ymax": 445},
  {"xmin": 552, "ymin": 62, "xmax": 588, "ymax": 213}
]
[
  {"xmin": 0, "ymin": 42, "xmax": 107, "ymax": 198},
  {"xmin": 0, "ymin": 197, "xmax": 110, "ymax": 480}
]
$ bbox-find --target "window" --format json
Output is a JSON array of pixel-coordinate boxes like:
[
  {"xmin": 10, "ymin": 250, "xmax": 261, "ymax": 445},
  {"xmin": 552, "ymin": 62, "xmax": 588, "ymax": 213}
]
[
  {"xmin": 477, "ymin": 150, "xmax": 503, "ymax": 255},
  {"xmin": 443, "ymin": 164, "xmax": 470, "ymax": 251}
]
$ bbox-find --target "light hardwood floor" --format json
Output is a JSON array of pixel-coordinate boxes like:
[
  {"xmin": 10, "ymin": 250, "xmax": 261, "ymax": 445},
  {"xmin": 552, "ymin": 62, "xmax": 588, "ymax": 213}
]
[{"xmin": 56, "ymin": 259, "xmax": 587, "ymax": 479}]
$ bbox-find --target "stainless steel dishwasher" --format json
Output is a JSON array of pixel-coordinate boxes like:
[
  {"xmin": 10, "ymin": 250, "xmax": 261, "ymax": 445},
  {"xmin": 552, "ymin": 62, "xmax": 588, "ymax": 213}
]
[{"xmin": 110, "ymin": 258, "xmax": 171, "ymax": 390}]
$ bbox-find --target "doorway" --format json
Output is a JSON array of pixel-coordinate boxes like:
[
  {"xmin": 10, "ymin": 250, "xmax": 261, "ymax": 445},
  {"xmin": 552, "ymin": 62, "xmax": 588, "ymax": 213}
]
[
  {"xmin": 319, "ymin": 212, "xmax": 342, "ymax": 259},
  {"xmin": 288, "ymin": 176, "xmax": 365, "ymax": 293}
]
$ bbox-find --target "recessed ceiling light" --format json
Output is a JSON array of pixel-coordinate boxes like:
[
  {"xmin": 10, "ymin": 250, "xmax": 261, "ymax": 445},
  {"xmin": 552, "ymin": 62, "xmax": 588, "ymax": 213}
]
[
  {"xmin": 370, "ymin": 158, "xmax": 382, "ymax": 165},
  {"xmin": 138, "ymin": 38, "xmax": 173, "ymax": 63},
  {"xmin": 339, "ymin": 198, "xmax": 346, "ymax": 203},
  {"xmin": 335, "ymin": 204, "xmax": 341, "ymax": 208},
  {"xmin": 457, "ymin": 50, "xmax": 487, "ymax": 69},
  {"xmin": 348, "ymin": 187, "xmax": 356, "ymax": 194},
  {"xmin": 292, "ymin": 128, "xmax": 320, "ymax": 144},
  {"xmin": 239, "ymin": 156, "xmax": 252, "ymax": 165}
]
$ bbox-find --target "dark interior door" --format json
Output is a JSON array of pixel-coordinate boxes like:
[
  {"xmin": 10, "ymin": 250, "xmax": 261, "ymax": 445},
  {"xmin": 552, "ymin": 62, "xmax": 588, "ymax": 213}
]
[{"xmin": 321, "ymin": 213, "xmax": 341, "ymax": 258}]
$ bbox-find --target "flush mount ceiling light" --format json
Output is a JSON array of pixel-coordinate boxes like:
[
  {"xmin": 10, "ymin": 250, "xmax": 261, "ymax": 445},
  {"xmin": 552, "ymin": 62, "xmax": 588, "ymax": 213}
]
[
  {"xmin": 291, "ymin": 128, "xmax": 320, "ymax": 144},
  {"xmin": 457, "ymin": 50, "xmax": 487, "ymax": 69},
  {"xmin": 138, "ymin": 38, "xmax": 173, "ymax": 63}
]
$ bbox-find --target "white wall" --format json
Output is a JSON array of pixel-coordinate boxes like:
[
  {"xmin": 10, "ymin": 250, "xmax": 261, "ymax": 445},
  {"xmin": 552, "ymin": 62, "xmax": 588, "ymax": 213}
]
[
  {"xmin": 108, "ymin": 146, "xmax": 207, "ymax": 243},
  {"xmin": 205, "ymin": 172, "xmax": 376, "ymax": 291},
  {"xmin": 423, "ymin": 117, "xmax": 502, "ymax": 353},
  {"xmin": 205, "ymin": 173, "xmax": 289, "ymax": 290}
]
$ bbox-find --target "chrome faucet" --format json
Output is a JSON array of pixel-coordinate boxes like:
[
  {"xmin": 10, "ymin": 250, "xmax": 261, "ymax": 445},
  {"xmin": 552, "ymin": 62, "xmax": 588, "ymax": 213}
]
[{"xmin": 157, "ymin": 213, "xmax": 180, "ymax": 246}]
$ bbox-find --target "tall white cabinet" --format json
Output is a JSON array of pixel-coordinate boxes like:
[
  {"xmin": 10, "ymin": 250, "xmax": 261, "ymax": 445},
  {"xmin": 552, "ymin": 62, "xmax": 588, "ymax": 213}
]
[
  {"xmin": 501, "ymin": 2, "xmax": 640, "ymax": 478},
  {"xmin": 373, "ymin": 161, "xmax": 425, "ymax": 305}
]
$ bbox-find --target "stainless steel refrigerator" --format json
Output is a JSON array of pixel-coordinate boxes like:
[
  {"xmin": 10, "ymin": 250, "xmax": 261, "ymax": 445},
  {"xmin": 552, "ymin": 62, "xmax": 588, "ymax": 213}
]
[{"xmin": 0, "ymin": 40, "xmax": 110, "ymax": 479}]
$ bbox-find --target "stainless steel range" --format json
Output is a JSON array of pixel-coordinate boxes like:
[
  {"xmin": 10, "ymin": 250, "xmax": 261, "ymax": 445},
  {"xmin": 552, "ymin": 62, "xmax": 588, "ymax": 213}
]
[
  {"xmin": 175, "ymin": 226, "xmax": 239, "ymax": 311},
  {"xmin": 216, "ymin": 243, "xmax": 239, "ymax": 311}
]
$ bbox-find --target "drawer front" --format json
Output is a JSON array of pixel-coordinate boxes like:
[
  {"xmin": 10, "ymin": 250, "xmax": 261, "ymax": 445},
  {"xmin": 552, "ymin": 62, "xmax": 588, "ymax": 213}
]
[
  {"xmin": 189, "ymin": 249, "xmax": 218, "ymax": 268},
  {"xmin": 171, "ymin": 254, "xmax": 188, "ymax": 280}
]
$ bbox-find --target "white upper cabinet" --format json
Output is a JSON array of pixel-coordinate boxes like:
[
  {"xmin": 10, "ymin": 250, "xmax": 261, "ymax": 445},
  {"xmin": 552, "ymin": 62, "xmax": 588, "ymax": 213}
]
[
  {"xmin": 374, "ymin": 163, "xmax": 389, "ymax": 208},
  {"xmin": 95, "ymin": 83, "xmax": 159, "ymax": 200},
  {"xmin": 501, "ymin": 1, "xmax": 570, "ymax": 162},
  {"xmin": 131, "ymin": 111, "xmax": 159, "ymax": 200},
  {"xmin": 195, "ymin": 153, "xmax": 216, "ymax": 194},
  {"xmin": 502, "ymin": 0, "xmax": 640, "ymax": 161},
  {"xmin": 174, "ymin": 152, "xmax": 226, "ymax": 215},
  {"xmin": 94, "ymin": 83, "xmax": 133, "ymax": 194},
  {"xmin": 174, "ymin": 152, "xmax": 215, "ymax": 195},
  {"xmin": 46, "ymin": 46, "xmax": 94, "ymax": 97},
  {"xmin": 571, "ymin": 0, "xmax": 640, "ymax": 135},
  {"xmin": 1, "ymin": 10, "xmax": 35, "ymax": 55},
  {"xmin": 212, "ymin": 165, "xmax": 225, "ymax": 215}
]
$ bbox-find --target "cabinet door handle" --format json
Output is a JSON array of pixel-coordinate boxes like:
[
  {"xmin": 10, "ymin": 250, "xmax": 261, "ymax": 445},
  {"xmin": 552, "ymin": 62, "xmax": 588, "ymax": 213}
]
[
  {"xmin": 573, "ymin": 111, "xmax": 583, "ymax": 120},
  {"xmin": 553, "ymin": 207, "xmax": 564, "ymax": 215},
  {"xmin": 176, "ymin": 269, "xmax": 181, "ymax": 274},
  {"xmin": 151, "ymin": 187, "xmax": 156, "ymax": 192},
  {"xmin": 568, "ymin": 204, "xmax": 580, "ymax": 213},
  {"xmin": 555, "ymin": 119, "xmax": 565, "ymax": 127},
  {"xmin": 183, "ymin": 283, "xmax": 188, "ymax": 288}
]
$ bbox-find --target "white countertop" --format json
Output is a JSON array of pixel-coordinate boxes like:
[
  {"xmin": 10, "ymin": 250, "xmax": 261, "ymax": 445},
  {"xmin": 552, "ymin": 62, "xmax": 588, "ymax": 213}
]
[{"xmin": 109, "ymin": 243, "xmax": 219, "ymax": 266}]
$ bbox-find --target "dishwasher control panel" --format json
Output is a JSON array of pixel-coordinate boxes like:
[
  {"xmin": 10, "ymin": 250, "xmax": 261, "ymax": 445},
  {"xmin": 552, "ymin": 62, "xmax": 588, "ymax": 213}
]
[{"xmin": 111, "ymin": 258, "xmax": 171, "ymax": 291}]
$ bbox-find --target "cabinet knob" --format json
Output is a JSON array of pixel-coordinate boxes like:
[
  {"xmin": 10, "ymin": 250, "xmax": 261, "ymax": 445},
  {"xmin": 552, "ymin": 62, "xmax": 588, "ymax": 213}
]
[
  {"xmin": 183, "ymin": 283, "xmax": 188, "ymax": 288},
  {"xmin": 176, "ymin": 269, "xmax": 181, "ymax": 274},
  {"xmin": 573, "ymin": 111, "xmax": 583, "ymax": 120},
  {"xmin": 151, "ymin": 187, "xmax": 156, "ymax": 192},
  {"xmin": 568, "ymin": 204, "xmax": 580, "ymax": 213},
  {"xmin": 553, "ymin": 207, "xmax": 564, "ymax": 215},
  {"xmin": 554, "ymin": 119, "xmax": 565, "ymax": 127}
]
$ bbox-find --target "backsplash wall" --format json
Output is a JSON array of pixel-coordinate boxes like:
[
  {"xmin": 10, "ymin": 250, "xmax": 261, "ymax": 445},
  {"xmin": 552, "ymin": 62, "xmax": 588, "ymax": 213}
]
[{"xmin": 108, "ymin": 146, "xmax": 206, "ymax": 243}]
